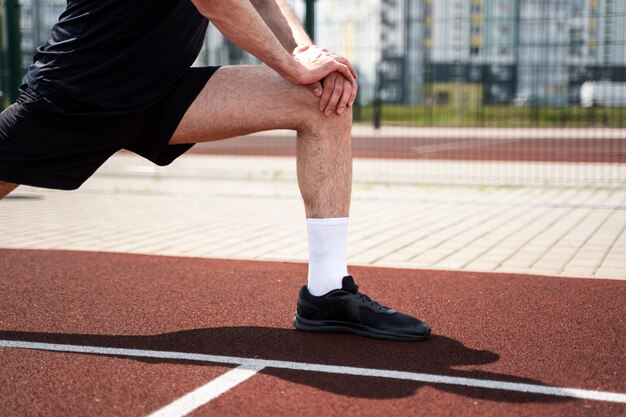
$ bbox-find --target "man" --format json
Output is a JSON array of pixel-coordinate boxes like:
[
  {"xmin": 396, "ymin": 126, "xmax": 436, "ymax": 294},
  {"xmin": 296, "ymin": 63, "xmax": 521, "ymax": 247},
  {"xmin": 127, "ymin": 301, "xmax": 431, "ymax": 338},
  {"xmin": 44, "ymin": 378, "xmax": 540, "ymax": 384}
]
[{"xmin": 0, "ymin": 0, "xmax": 430, "ymax": 341}]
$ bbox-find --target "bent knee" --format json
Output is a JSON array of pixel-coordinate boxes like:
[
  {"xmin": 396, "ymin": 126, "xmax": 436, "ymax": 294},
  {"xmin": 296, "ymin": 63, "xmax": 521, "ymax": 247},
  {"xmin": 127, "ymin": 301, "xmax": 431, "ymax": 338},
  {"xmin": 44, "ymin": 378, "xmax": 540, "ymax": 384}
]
[
  {"xmin": 262, "ymin": 70, "xmax": 353, "ymax": 133},
  {"xmin": 292, "ymin": 93, "xmax": 353, "ymax": 133},
  {"xmin": 301, "ymin": 105, "xmax": 352, "ymax": 136}
]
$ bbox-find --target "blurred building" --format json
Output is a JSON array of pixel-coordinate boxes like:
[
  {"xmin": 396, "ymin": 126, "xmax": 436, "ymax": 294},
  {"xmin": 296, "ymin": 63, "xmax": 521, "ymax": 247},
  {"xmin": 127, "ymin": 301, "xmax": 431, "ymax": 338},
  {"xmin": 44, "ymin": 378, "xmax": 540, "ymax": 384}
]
[{"xmin": 378, "ymin": 0, "xmax": 626, "ymax": 105}]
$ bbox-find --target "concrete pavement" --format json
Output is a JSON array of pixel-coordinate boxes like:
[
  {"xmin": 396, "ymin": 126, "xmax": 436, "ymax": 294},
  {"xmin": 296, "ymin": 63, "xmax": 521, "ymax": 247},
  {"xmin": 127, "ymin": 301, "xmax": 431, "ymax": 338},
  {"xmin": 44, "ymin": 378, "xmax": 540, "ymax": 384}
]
[{"xmin": 1, "ymin": 150, "xmax": 625, "ymax": 280}]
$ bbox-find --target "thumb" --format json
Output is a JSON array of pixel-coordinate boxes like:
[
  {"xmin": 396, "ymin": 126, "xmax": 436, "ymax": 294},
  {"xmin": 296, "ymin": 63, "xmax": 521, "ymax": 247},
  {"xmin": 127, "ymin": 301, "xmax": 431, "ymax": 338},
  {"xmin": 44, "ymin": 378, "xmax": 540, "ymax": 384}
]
[{"xmin": 306, "ymin": 81, "xmax": 323, "ymax": 96}]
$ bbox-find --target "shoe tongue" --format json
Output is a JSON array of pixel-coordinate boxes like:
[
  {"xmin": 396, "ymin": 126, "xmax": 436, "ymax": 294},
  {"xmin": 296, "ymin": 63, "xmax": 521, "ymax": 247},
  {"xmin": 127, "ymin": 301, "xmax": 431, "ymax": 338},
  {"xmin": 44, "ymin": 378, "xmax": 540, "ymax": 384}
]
[{"xmin": 341, "ymin": 275, "xmax": 358, "ymax": 294}]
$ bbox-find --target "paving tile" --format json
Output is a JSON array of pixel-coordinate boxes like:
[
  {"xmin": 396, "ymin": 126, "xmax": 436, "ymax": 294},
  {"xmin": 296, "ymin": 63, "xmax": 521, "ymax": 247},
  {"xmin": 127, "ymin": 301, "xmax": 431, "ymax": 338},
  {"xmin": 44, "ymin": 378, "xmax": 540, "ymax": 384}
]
[
  {"xmin": 539, "ymin": 253, "xmax": 575, "ymax": 262},
  {"xmin": 463, "ymin": 261, "xmax": 499, "ymax": 271},
  {"xmin": 595, "ymin": 268, "xmax": 626, "ymax": 279},
  {"xmin": 494, "ymin": 267, "xmax": 558, "ymax": 276},
  {"xmin": 500, "ymin": 259, "xmax": 533, "ymax": 269},
  {"xmin": 566, "ymin": 258, "xmax": 601, "ymax": 268},
  {"xmin": 561, "ymin": 267, "xmax": 597, "ymax": 278},
  {"xmin": 599, "ymin": 259, "xmax": 626, "ymax": 269},
  {"xmin": 3, "ymin": 154, "xmax": 626, "ymax": 280},
  {"xmin": 532, "ymin": 260, "xmax": 567, "ymax": 270}
]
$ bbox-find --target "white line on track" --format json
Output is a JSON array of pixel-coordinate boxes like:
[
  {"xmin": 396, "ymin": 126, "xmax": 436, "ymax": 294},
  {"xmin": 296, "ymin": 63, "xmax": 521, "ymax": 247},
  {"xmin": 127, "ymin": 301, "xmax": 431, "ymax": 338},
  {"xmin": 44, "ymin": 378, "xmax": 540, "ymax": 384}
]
[
  {"xmin": 146, "ymin": 364, "xmax": 263, "ymax": 417},
  {"xmin": 1, "ymin": 339, "xmax": 625, "ymax": 404}
]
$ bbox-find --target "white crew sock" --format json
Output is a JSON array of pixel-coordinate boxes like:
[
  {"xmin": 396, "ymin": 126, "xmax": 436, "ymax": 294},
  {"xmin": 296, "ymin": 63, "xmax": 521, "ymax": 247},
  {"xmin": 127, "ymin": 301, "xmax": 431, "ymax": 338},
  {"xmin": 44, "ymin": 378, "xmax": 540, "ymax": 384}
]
[{"xmin": 306, "ymin": 217, "xmax": 349, "ymax": 296}]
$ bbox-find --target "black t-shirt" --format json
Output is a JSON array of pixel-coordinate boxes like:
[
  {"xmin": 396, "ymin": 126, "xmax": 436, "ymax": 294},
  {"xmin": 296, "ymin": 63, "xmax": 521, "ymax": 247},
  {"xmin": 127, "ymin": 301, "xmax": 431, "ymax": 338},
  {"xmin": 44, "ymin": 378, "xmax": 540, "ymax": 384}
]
[{"xmin": 25, "ymin": 0, "xmax": 208, "ymax": 110}]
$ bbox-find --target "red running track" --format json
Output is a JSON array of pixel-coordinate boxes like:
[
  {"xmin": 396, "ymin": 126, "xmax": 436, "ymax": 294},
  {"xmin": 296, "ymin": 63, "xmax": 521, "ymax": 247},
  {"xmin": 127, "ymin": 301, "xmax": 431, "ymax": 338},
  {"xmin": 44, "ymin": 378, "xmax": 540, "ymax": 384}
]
[
  {"xmin": 188, "ymin": 135, "xmax": 626, "ymax": 163},
  {"xmin": 0, "ymin": 249, "xmax": 624, "ymax": 416}
]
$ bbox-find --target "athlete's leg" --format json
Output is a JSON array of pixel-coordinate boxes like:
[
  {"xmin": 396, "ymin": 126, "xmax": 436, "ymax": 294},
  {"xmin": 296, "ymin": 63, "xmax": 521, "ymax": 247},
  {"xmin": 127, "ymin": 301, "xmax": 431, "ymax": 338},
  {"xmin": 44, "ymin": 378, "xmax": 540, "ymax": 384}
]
[
  {"xmin": 170, "ymin": 65, "xmax": 352, "ymax": 219},
  {"xmin": 170, "ymin": 65, "xmax": 430, "ymax": 339},
  {"xmin": 0, "ymin": 181, "xmax": 19, "ymax": 200}
]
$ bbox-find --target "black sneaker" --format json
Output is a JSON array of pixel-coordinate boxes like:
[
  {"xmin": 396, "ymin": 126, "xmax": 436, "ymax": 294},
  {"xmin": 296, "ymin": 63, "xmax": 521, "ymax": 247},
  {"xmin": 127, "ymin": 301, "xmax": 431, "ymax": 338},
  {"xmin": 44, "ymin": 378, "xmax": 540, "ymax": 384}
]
[{"xmin": 293, "ymin": 275, "xmax": 431, "ymax": 341}]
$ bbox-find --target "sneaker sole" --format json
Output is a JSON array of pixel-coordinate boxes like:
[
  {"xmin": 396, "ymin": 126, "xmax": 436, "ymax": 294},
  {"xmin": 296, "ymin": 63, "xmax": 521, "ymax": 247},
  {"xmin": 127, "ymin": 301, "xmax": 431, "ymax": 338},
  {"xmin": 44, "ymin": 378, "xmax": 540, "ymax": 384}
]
[{"xmin": 292, "ymin": 314, "xmax": 431, "ymax": 342}]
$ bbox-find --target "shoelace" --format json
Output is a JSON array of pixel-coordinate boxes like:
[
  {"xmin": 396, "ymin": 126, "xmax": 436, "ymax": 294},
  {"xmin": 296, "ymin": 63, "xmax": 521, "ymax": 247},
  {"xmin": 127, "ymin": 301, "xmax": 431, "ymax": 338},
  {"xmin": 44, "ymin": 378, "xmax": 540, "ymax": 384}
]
[
  {"xmin": 356, "ymin": 291, "xmax": 390, "ymax": 311},
  {"xmin": 344, "ymin": 280, "xmax": 391, "ymax": 311}
]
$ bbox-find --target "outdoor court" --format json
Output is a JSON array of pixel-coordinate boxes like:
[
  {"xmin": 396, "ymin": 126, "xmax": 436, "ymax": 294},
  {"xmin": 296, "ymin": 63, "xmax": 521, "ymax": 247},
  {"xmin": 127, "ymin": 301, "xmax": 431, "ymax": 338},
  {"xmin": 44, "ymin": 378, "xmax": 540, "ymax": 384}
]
[
  {"xmin": 2, "ymin": 0, "xmax": 626, "ymax": 414},
  {"xmin": 1, "ymin": 248, "xmax": 625, "ymax": 416},
  {"xmin": 1, "ymin": 126, "xmax": 625, "ymax": 416}
]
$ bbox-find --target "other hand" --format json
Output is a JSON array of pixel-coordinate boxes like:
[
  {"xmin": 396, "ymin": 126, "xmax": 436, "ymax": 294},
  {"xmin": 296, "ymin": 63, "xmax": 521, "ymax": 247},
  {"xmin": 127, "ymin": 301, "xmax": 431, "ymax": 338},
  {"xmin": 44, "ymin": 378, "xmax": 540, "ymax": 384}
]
[
  {"xmin": 317, "ymin": 71, "xmax": 357, "ymax": 116},
  {"xmin": 288, "ymin": 45, "xmax": 356, "ymax": 86},
  {"xmin": 290, "ymin": 45, "xmax": 358, "ymax": 116}
]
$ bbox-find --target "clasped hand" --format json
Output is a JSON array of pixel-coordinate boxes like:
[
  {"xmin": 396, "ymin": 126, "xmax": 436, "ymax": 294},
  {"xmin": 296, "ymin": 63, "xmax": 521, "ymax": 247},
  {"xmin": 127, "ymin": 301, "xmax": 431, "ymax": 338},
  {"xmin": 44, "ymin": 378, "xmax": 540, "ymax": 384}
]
[{"xmin": 290, "ymin": 45, "xmax": 358, "ymax": 117}]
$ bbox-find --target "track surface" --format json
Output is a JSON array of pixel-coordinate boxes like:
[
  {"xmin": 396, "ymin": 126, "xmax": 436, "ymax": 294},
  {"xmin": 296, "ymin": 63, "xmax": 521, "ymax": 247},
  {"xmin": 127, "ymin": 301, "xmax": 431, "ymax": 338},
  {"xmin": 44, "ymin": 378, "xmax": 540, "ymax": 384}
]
[
  {"xmin": 0, "ymin": 248, "xmax": 625, "ymax": 416},
  {"xmin": 189, "ymin": 135, "xmax": 626, "ymax": 163}
]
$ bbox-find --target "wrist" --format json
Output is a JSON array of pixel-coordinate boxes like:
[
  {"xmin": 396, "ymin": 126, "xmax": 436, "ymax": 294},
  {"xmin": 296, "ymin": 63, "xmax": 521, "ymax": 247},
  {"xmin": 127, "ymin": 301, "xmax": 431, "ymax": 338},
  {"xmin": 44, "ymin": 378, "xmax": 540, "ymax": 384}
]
[{"xmin": 275, "ymin": 51, "xmax": 302, "ymax": 83}]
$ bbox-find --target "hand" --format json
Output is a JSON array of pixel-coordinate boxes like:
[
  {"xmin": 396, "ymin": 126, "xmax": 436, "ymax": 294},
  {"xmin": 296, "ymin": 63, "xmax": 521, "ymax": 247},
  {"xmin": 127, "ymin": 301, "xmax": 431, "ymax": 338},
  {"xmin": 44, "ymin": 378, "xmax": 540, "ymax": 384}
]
[
  {"xmin": 289, "ymin": 45, "xmax": 358, "ymax": 116},
  {"xmin": 287, "ymin": 45, "xmax": 357, "ymax": 88},
  {"xmin": 318, "ymin": 71, "xmax": 358, "ymax": 116}
]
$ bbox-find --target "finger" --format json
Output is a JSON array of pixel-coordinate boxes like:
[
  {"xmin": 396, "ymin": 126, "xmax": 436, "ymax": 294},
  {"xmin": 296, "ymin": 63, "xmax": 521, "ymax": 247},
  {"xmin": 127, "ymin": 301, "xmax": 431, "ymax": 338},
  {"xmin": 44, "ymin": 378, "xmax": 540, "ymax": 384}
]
[
  {"xmin": 331, "ymin": 61, "xmax": 355, "ymax": 83},
  {"xmin": 324, "ymin": 76, "xmax": 344, "ymax": 116},
  {"xmin": 349, "ymin": 81, "xmax": 358, "ymax": 107},
  {"xmin": 319, "ymin": 75, "xmax": 335, "ymax": 112},
  {"xmin": 348, "ymin": 62, "xmax": 358, "ymax": 79},
  {"xmin": 332, "ymin": 55, "xmax": 358, "ymax": 79},
  {"xmin": 307, "ymin": 81, "xmax": 323, "ymax": 97},
  {"xmin": 336, "ymin": 79, "xmax": 352, "ymax": 114}
]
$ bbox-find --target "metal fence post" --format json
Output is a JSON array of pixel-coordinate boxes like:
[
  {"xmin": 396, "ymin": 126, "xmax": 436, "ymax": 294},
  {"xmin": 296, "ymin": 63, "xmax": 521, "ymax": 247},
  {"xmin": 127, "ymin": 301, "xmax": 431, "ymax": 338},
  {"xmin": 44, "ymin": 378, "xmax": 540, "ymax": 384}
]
[
  {"xmin": 5, "ymin": 0, "xmax": 21, "ymax": 103},
  {"xmin": 304, "ymin": 0, "xmax": 315, "ymax": 42}
]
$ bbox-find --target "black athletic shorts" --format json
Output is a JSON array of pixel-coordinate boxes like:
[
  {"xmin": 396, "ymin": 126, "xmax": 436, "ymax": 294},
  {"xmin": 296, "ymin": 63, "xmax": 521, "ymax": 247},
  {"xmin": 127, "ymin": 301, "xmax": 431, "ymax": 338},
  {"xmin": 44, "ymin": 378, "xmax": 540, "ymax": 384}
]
[{"xmin": 0, "ymin": 66, "xmax": 220, "ymax": 190}]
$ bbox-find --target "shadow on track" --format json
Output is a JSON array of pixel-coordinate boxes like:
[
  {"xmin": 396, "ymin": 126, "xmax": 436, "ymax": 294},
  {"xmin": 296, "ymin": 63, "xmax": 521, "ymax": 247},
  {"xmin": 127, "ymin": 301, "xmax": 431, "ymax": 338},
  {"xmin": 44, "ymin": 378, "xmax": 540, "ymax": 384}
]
[{"xmin": 0, "ymin": 328, "xmax": 570, "ymax": 404}]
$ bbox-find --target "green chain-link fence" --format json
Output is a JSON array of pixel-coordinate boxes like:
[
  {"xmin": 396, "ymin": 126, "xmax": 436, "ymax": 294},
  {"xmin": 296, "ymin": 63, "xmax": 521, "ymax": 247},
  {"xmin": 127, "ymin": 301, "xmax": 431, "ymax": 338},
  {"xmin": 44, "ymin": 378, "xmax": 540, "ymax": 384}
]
[{"xmin": 1, "ymin": 0, "xmax": 625, "ymax": 186}]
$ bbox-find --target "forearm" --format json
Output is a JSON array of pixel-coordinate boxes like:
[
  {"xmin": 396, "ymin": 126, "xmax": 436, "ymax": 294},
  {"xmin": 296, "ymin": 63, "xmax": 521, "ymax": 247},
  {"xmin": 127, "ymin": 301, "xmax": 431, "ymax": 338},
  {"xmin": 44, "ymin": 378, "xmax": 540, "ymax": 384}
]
[
  {"xmin": 251, "ymin": 0, "xmax": 312, "ymax": 52},
  {"xmin": 192, "ymin": 0, "xmax": 356, "ymax": 92},
  {"xmin": 192, "ymin": 0, "xmax": 298, "ymax": 78}
]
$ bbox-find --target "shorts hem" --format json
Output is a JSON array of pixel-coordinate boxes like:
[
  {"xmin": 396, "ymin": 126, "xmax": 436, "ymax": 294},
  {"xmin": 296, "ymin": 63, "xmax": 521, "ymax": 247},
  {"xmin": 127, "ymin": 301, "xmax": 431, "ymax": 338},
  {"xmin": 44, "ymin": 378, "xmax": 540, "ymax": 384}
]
[
  {"xmin": 125, "ymin": 66, "xmax": 221, "ymax": 166},
  {"xmin": 0, "ymin": 66, "xmax": 221, "ymax": 190},
  {"xmin": 0, "ymin": 169, "xmax": 83, "ymax": 190}
]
